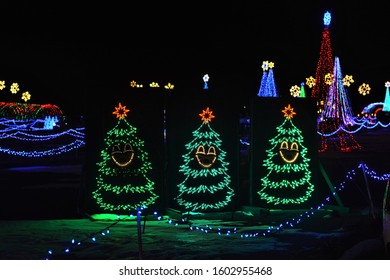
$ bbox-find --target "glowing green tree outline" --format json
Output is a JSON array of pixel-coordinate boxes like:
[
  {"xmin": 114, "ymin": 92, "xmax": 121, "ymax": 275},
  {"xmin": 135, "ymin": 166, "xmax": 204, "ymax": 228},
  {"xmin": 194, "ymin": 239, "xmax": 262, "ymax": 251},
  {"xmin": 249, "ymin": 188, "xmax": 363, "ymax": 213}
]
[
  {"xmin": 176, "ymin": 107, "xmax": 234, "ymax": 211},
  {"xmin": 92, "ymin": 103, "xmax": 158, "ymax": 212},
  {"xmin": 258, "ymin": 104, "xmax": 315, "ymax": 206}
]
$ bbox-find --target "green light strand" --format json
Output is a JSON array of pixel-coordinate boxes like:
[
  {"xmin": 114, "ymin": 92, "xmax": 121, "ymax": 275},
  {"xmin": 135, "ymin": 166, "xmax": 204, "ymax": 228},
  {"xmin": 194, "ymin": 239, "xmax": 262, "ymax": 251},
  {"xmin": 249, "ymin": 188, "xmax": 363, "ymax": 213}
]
[{"xmin": 176, "ymin": 122, "xmax": 234, "ymax": 211}]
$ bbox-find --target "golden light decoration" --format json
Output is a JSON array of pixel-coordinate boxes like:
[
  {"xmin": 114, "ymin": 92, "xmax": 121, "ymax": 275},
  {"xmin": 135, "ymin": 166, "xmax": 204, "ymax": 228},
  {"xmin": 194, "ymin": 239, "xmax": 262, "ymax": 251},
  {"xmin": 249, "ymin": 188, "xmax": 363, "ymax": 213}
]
[
  {"xmin": 261, "ymin": 61, "xmax": 269, "ymax": 71},
  {"xmin": 289, "ymin": 85, "xmax": 300, "ymax": 97},
  {"xmin": 385, "ymin": 81, "xmax": 390, "ymax": 88},
  {"xmin": 149, "ymin": 82, "xmax": 160, "ymax": 88},
  {"xmin": 21, "ymin": 91, "xmax": 31, "ymax": 102},
  {"xmin": 358, "ymin": 83, "xmax": 371, "ymax": 96},
  {"xmin": 268, "ymin": 61, "xmax": 275, "ymax": 69},
  {"xmin": 324, "ymin": 73, "xmax": 334, "ymax": 85},
  {"xmin": 130, "ymin": 80, "xmax": 137, "ymax": 88},
  {"xmin": 305, "ymin": 76, "xmax": 316, "ymax": 88},
  {"xmin": 282, "ymin": 104, "xmax": 296, "ymax": 119},
  {"xmin": 0, "ymin": 80, "xmax": 5, "ymax": 90},
  {"xmin": 195, "ymin": 145, "xmax": 217, "ymax": 168},
  {"xmin": 164, "ymin": 82, "xmax": 174, "ymax": 90},
  {"xmin": 342, "ymin": 75, "xmax": 354, "ymax": 87},
  {"xmin": 199, "ymin": 107, "xmax": 215, "ymax": 124},
  {"xmin": 111, "ymin": 143, "xmax": 134, "ymax": 168},
  {"xmin": 279, "ymin": 140, "xmax": 299, "ymax": 163},
  {"xmin": 112, "ymin": 102, "xmax": 130, "ymax": 119},
  {"xmin": 10, "ymin": 82, "xmax": 20, "ymax": 94}
]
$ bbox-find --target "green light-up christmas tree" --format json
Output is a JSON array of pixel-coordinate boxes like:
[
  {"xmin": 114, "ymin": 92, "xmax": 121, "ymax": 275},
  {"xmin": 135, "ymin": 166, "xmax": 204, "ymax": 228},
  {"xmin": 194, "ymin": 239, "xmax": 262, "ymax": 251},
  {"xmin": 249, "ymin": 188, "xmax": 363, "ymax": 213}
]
[
  {"xmin": 92, "ymin": 103, "xmax": 159, "ymax": 213},
  {"xmin": 258, "ymin": 104, "xmax": 315, "ymax": 206},
  {"xmin": 176, "ymin": 107, "xmax": 234, "ymax": 212}
]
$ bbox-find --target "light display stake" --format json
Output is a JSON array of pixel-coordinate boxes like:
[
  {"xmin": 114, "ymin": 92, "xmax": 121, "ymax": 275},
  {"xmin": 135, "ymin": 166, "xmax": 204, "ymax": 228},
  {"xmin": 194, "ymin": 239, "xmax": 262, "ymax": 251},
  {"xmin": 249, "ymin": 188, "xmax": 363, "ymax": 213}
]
[
  {"xmin": 176, "ymin": 107, "xmax": 234, "ymax": 211},
  {"xmin": 258, "ymin": 61, "xmax": 278, "ymax": 97},
  {"xmin": 92, "ymin": 103, "xmax": 159, "ymax": 212},
  {"xmin": 203, "ymin": 74, "xmax": 210, "ymax": 89},
  {"xmin": 257, "ymin": 104, "xmax": 315, "ymax": 206}
]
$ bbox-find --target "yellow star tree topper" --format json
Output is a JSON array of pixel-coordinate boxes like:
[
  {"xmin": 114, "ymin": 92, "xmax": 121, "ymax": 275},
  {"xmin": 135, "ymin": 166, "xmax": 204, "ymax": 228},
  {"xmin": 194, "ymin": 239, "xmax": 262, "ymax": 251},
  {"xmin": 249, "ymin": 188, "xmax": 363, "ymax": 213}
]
[
  {"xmin": 282, "ymin": 104, "xmax": 296, "ymax": 119},
  {"xmin": 199, "ymin": 107, "xmax": 215, "ymax": 124},
  {"xmin": 112, "ymin": 102, "xmax": 130, "ymax": 119}
]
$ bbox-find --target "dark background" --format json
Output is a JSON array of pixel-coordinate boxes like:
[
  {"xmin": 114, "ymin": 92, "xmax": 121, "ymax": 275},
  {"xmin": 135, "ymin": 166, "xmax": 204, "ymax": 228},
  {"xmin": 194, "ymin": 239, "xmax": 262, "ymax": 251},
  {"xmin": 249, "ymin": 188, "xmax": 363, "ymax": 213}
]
[{"xmin": 1, "ymin": 0, "xmax": 389, "ymax": 117}]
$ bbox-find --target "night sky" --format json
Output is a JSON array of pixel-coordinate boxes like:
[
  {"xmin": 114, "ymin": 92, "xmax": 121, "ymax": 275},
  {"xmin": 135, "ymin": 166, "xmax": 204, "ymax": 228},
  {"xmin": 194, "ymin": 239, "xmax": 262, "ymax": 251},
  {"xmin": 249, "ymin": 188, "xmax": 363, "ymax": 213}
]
[{"xmin": 1, "ymin": 1, "xmax": 389, "ymax": 116}]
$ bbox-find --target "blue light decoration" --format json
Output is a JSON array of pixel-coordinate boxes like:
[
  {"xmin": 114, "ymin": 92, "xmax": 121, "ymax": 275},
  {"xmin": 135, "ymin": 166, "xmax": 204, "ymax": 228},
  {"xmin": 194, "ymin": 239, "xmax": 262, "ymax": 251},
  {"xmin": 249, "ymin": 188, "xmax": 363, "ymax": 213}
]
[
  {"xmin": 175, "ymin": 107, "xmax": 234, "ymax": 211},
  {"xmin": 257, "ymin": 61, "xmax": 278, "ymax": 97},
  {"xmin": 323, "ymin": 11, "xmax": 331, "ymax": 27},
  {"xmin": 203, "ymin": 74, "xmax": 210, "ymax": 90},
  {"xmin": 0, "ymin": 123, "xmax": 85, "ymax": 157}
]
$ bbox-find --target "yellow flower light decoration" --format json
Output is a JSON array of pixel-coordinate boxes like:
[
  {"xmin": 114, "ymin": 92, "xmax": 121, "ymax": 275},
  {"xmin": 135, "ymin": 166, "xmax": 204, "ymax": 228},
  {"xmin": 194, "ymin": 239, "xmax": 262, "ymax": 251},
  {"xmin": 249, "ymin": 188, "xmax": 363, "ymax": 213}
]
[
  {"xmin": 10, "ymin": 82, "xmax": 20, "ymax": 94},
  {"xmin": 130, "ymin": 80, "xmax": 143, "ymax": 88},
  {"xmin": 358, "ymin": 83, "xmax": 371, "ymax": 96},
  {"xmin": 324, "ymin": 73, "xmax": 334, "ymax": 85},
  {"xmin": 289, "ymin": 85, "xmax": 300, "ymax": 97},
  {"xmin": 268, "ymin": 61, "xmax": 275, "ymax": 69},
  {"xmin": 150, "ymin": 82, "xmax": 160, "ymax": 88},
  {"xmin": 305, "ymin": 76, "xmax": 316, "ymax": 88},
  {"xmin": 0, "ymin": 80, "xmax": 5, "ymax": 90},
  {"xmin": 21, "ymin": 91, "xmax": 31, "ymax": 102},
  {"xmin": 342, "ymin": 75, "xmax": 354, "ymax": 87},
  {"xmin": 164, "ymin": 83, "xmax": 174, "ymax": 90}
]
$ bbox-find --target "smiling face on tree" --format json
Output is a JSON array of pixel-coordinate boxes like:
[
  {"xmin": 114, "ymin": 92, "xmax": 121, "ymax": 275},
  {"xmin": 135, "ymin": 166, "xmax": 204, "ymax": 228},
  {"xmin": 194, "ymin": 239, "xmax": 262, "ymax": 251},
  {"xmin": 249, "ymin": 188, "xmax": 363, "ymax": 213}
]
[
  {"xmin": 111, "ymin": 143, "xmax": 134, "ymax": 167},
  {"xmin": 279, "ymin": 140, "xmax": 299, "ymax": 163},
  {"xmin": 195, "ymin": 145, "xmax": 217, "ymax": 168}
]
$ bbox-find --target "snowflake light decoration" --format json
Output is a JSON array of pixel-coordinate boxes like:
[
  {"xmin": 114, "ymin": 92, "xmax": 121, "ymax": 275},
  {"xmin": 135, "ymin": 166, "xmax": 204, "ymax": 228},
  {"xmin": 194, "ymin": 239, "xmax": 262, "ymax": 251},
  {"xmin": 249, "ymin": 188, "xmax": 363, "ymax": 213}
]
[
  {"xmin": 324, "ymin": 73, "xmax": 334, "ymax": 85},
  {"xmin": 10, "ymin": 83, "xmax": 20, "ymax": 94},
  {"xmin": 385, "ymin": 81, "xmax": 390, "ymax": 88},
  {"xmin": 0, "ymin": 80, "xmax": 5, "ymax": 90},
  {"xmin": 358, "ymin": 83, "xmax": 371, "ymax": 96},
  {"xmin": 164, "ymin": 83, "xmax": 174, "ymax": 90},
  {"xmin": 268, "ymin": 61, "xmax": 275, "ymax": 69},
  {"xmin": 306, "ymin": 76, "xmax": 316, "ymax": 88},
  {"xmin": 342, "ymin": 75, "xmax": 354, "ymax": 87},
  {"xmin": 290, "ymin": 85, "xmax": 300, "ymax": 97},
  {"xmin": 261, "ymin": 61, "xmax": 269, "ymax": 71},
  {"xmin": 21, "ymin": 91, "xmax": 31, "ymax": 102},
  {"xmin": 323, "ymin": 11, "xmax": 331, "ymax": 27}
]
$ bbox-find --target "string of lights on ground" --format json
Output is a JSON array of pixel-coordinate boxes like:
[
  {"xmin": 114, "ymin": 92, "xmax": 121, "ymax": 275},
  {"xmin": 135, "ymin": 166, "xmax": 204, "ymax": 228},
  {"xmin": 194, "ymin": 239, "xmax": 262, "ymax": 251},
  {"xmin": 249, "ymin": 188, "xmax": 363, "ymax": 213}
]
[{"xmin": 44, "ymin": 162, "xmax": 389, "ymax": 260}]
